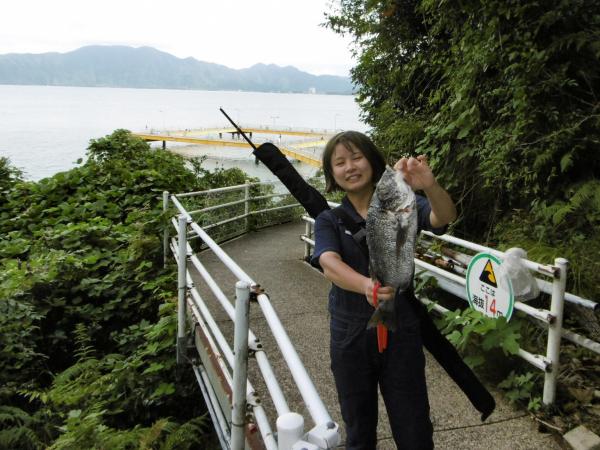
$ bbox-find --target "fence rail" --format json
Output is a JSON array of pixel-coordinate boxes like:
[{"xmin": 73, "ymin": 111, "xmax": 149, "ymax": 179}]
[
  {"xmin": 300, "ymin": 212, "xmax": 599, "ymax": 406},
  {"xmin": 164, "ymin": 184, "xmax": 340, "ymax": 450},
  {"xmin": 165, "ymin": 180, "xmax": 599, "ymax": 448}
]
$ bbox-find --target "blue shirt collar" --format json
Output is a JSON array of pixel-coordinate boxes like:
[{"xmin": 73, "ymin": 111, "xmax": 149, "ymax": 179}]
[{"xmin": 341, "ymin": 196, "xmax": 366, "ymax": 225}]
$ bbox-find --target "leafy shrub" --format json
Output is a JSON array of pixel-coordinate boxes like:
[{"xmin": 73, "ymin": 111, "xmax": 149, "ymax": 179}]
[
  {"xmin": 438, "ymin": 308, "xmax": 521, "ymax": 373},
  {"xmin": 499, "ymin": 371, "xmax": 543, "ymax": 412},
  {"xmin": 0, "ymin": 130, "xmax": 251, "ymax": 446}
]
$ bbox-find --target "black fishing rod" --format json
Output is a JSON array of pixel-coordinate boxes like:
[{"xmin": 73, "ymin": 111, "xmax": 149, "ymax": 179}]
[{"xmin": 219, "ymin": 107, "xmax": 257, "ymax": 152}]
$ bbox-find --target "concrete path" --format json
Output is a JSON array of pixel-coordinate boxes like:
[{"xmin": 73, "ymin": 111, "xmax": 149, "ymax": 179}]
[{"xmin": 192, "ymin": 221, "xmax": 562, "ymax": 449}]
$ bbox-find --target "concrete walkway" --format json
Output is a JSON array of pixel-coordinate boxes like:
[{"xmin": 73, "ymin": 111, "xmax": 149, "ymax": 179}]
[{"xmin": 192, "ymin": 220, "xmax": 562, "ymax": 449}]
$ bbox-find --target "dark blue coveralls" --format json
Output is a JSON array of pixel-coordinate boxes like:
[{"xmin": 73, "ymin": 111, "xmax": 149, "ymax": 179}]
[{"xmin": 312, "ymin": 195, "xmax": 446, "ymax": 450}]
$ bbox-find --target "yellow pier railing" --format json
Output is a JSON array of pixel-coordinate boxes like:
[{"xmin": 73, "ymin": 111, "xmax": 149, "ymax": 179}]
[
  {"xmin": 156, "ymin": 127, "xmax": 332, "ymax": 138},
  {"xmin": 133, "ymin": 130, "xmax": 326, "ymax": 168}
]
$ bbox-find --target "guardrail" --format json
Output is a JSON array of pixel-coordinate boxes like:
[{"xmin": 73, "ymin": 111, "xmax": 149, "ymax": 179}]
[
  {"xmin": 164, "ymin": 179, "xmax": 599, "ymax": 444},
  {"xmin": 163, "ymin": 183, "xmax": 340, "ymax": 450},
  {"xmin": 300, "ymin": 213, "xmax": 599, "ymax": 406}
]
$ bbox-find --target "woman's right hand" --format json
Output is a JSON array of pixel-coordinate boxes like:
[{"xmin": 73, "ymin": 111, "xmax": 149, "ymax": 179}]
[{"xmin": 364, "ymin": 278, "xmax": 395, "ymax": 306}]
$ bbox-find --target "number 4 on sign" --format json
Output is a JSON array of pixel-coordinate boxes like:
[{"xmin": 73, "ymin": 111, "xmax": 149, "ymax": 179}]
[{"xmin": 489, "ymin": 299, "xmax": 496, "ymax": 315}]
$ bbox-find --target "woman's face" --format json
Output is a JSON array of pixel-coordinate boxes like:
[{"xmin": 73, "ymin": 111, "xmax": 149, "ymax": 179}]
[{"xmin": 331, "ymin": 142, "xmax": 374, "ymax": 194}]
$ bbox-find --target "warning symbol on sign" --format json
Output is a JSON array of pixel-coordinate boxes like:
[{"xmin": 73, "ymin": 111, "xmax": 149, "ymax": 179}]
[
  {"xmin": 479, "ymin": 259, "xmax": 497, "ymax": 287},
  {"xmin": 466, "ymin": 252, "xmax": 514, "ymax": 320}
]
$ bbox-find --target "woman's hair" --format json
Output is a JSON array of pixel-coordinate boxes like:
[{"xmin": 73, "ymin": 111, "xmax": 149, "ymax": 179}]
[{"xmin": 322, "ymin": 131, "xmax": 386, "ymax": 192}]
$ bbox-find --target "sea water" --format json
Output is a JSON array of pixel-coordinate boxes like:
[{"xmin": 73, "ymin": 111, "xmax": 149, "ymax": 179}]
[{"xmin": 0, "ymin": 85, "xmax": 366, "ymax": 181}]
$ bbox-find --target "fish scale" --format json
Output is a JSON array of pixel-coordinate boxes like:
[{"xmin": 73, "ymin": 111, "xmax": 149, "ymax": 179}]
[{"xmin": 366, "ymin": 166, "xmax": 418, "ymax": 330}]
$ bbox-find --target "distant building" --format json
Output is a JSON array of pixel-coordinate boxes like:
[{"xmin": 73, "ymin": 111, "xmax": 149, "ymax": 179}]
[{"xmin": 308, "ymin": 87, "xmax": 317, "ymax": 94}]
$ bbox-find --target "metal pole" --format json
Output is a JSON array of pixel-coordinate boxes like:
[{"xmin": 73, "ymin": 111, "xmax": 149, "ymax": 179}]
[
  {"xmin": 231, "ymin": 281, "xmax": 251, "ymax": 450},
  {"xmin": 193, "ymin": 365, "xmax": 230, "ymax": 449},
  {"xmin": 277, "ymin": 412, "xmax": 304, "ymax": 450},
  {"xmin": 163, "ymin": 191, "xmax": 169, "ymax": 268},
  {"xmin": 176, "ymin": 215, "xmax": 188, "ymax": 365},
  {"xmin": 543, "ymin": 258, "xmax": 568, "ymax": 405},
  {"xmin": 304, "ymin": 220, "xmax": 312, "ymax": 261},
  {"xmin": 244, "ymin": 183, "xmax": 250, "ymax": 232},
  {"xmin": 256, "ymin": 293, "xmax": 332, "ymax": 426}
]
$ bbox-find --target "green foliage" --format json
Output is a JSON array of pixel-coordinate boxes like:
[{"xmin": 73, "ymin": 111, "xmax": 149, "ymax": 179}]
[
  {"xmin": 87, "ymin": 128, "xmax": 153, "ymax": 163},
  {"xmin": 177, "ymin": 175, "xmax": 311, "ymax": 245},
  {"xmin": 0, "ymin": 288, "xmax": 44, "ymax": 388},
  {"xmin": 438, "ymin": 307, "xmax": 522, "ymax": 371},
  {"xmin": 34, "ymin": 302, "xmax": 210, "ymax": 449},
  {"xmin": 326, "ymin": 0, "xmax": 600, "ymax": 272},
  {"xmin": 327, "ymin": 4, "xmax": 600, "ymax": 419},
  {"xmin": 494, "ymin": 210, "xmax": 600, "ymax": 298},
  {"xmin": 47, "ymin": 411, "xmax": 210, "ymax": 450},
  {"xmin": 0, "ymin": 405, "xmax": 44, "ymax": 450},
  {"xmin": 0, "ymin": 130, "xmax": 251, "ymax": 446},
  {"xmin": 499, "ymin": 371, "xmax": 543, "ymax": 412},
  {"xmin": 0, "ymin": 156, "xmax": 23, "ymax": 201}
]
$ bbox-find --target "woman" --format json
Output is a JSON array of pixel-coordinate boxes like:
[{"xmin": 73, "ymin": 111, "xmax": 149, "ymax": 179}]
[{"xmin": 312, "ymin": 131, "xmax": 456, "ymax": 449}]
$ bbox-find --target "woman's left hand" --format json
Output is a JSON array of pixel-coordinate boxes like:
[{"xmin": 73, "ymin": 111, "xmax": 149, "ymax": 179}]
[{"xmin": 394, "ymin": 155, "xmax": 437, "ymax": 191}]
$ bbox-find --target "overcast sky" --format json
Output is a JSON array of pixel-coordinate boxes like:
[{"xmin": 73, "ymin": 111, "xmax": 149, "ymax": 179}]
[{"xmin": 0, "ymin": 0, "xmax": 355, "ymax": 76}]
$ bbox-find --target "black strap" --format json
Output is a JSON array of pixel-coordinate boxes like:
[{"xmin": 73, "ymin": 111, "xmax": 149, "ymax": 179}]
[
  {"xmin": 254, "ymin": 143, "xmax": 330, "ymax": 219},
  {"xmin": 332, "ymin": 207, "xmax": 369, "ymax": 257}
]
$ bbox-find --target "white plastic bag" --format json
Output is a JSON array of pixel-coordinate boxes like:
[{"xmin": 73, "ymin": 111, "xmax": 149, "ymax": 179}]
[{"xmin": 498, "ymin": 248, "xmax": 540, "ymax": 301}]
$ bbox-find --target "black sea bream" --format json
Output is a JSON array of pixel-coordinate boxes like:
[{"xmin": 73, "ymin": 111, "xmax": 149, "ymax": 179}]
[{"xmin": 366, "ymin": 166, "xmax": 418, "ymax": 330}]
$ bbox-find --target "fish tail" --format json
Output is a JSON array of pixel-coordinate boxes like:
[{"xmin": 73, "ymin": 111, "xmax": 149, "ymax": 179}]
[{"xmin": 367, "ymin": 302, "xmax": 397, "ymax": 331}]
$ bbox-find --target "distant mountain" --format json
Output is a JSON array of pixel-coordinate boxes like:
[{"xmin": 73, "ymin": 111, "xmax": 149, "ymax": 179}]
[{"xmin": 0, "ymin": 45, "xmax": 353, "ymax": 94}]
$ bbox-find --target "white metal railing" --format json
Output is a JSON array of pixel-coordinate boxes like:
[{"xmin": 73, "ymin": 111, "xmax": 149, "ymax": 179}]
[
  {"xmin": 163, "ymin": 185, "xmax": 340, "ymax": 450},
  {"xmin": 300, "ymin": 213, "xmax": 599, "ymax": 406}
]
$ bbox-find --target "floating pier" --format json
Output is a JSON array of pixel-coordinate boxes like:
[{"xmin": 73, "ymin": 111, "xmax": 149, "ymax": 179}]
[{"xmin": 133, "ymin": 127, "xmax": 332, "ymax": 168}]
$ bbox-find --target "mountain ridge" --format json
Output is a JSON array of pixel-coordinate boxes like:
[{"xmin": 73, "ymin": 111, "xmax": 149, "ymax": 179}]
[{"xmin": 0, "ymin": 45, "xmax": 353, "ymax": 95}]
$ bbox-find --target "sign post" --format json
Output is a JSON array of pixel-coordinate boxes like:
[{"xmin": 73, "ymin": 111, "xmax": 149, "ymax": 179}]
[{"xmin": 466, "ymin": 252, "xmax": 514, "ymax": 320}]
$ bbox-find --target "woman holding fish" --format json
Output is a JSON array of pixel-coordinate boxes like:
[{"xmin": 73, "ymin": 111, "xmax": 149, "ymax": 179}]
[{"xmin": 312, "ymin": 131, "xmax": 456, "ymax": 449}]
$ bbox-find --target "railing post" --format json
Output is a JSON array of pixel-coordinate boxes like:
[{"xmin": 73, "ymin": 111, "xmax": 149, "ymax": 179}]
[
  {"xmin": 543, "ymin": 258, "xmax": 568, "ymax": 405},
  {"xmin": 231, "ymin": 281, "xmax": 251, "ymax": 450},
  {"xmin": 163, "ymin": 191, "xmax": 169, "ymax": 268},
  {"xmin": 277, "ymin": 412, "xmax": 304, "ymax": 450},
  {"xmin": 244, "ymin": 183, "xmax": 250, "ymax": 232},
  {"xmin": 304, "ymin": 220, "xmax": 312, "ymax": 261},
  {"xmin": 176, "ymin": 214, "xmax": 188, "ymax": 365}
]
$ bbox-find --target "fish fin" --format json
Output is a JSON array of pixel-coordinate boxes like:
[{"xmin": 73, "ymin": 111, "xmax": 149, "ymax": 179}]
[
  {"xmin": 395, "ymin": 221, "xmax": 407, "ymax": 257},
  {"xmin": 366, "ymin": 311, "xmax": 379, "ymax": 329},
  {"xmin": 367, "ymin": 301, "xmax": 397, "ymax": 331},
  {"xmin": 368, "ymin": 261, "xmax": 376, "ymax": 281}
]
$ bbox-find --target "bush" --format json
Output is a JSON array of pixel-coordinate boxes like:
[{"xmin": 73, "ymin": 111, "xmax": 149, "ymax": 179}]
[{"xmin": 0, "ymin": 130, "xmax": 250, "ymax": 447}]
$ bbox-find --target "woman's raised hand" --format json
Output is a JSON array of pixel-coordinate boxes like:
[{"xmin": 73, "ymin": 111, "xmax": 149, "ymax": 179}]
[{"xmin": 394, "ymin": 155, "xmax": 437, "ymax": 191}]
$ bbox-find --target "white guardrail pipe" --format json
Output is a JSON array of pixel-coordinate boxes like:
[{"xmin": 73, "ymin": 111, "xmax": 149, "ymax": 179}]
[
  {"xmin": 184, "ymin": 252, "xmax": 291, "ymax": 417},
  {"xmin": 193, "ymin": 365, "xmax": 230, "ymax": 449},
  {"xmin": 300, "ymin": 215, "xmax": 599, "ymax": 406},
  {"xmin": 420, "ymin": 230, "xmax": 557, "ymax": 277},
  {"xmin": 171, "ymin": 222, "xmax": 298, "ymax": 418},
  {"xmin": 231, "ymin": 282, "xmax": 251, "ymax": 450},
  {"xmin": 543, "ymin": 258, "xmax": 568, "ymax": 405},
  {"xmin": 171, "ymin": 239, "xmax": 279, "ymax": 450},
  {"xmin": 176, "ymin": 215, "xmax": 188, "ymax": 365},
  {"xmin": 420, "ymin": 297, "xmax": 552, "ymax": 372},
  {"xmin": 163, "ymin": 191, "xmax": 170, "ymax": 268},
  {"xmin": 188, "ymin": 215, "xmax": 333, "ymax": 428},
  {"xmin": 418, "ymin": 237, "xmax": 598, "ymax": 312},
  {"xmin": 185, "ymin": 291, "xmax": 277, "ymax": 450},
  {"xmin": 256, "ymin": 293, "xmax": 333, "ymax": 426},
  {"xmin": 170, "ymin": 194, "xmax": 336, "ymax": 444}
]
